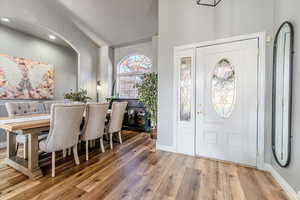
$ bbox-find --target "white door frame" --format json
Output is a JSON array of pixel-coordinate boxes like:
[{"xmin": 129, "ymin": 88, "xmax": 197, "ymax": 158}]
[{"xmin": 173, "ymin": 32, "xmax": 266, "ymax": 170}]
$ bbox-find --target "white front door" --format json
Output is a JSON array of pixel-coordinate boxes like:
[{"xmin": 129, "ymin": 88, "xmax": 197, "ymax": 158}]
[{"xmin": 196, "ymin": 39, "xmax": 258, "ymax": 166}]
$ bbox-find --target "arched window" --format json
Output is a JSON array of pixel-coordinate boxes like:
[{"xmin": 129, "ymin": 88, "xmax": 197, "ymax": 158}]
[{"xmin": 117, "ymin": 54, "xmax": 152, "ymax": 98}]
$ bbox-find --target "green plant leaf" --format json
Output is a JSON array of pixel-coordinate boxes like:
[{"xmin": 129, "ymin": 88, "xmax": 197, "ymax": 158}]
[
  {"xmin": 64, "ymin": 89, "xmax": 92, "ymax": 103},
  {"xmin": 137, "ymin": 72, "xmax": 158, "ymax": 128}
]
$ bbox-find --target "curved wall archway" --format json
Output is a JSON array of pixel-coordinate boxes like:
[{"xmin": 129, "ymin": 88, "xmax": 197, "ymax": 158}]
[
  {"xmin": 0, "ymin": 21, "xmax": 79, "ymax": 99},
  {"xmin": 0, "ymin": 0, "xmax": 100, "ymax": 99}
]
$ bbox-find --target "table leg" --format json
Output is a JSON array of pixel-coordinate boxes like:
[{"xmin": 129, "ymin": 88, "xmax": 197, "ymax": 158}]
[
  {"xmin": 6, "ymin": 131, "xmax": 16, "ymax": 158},
  {"xmin": 28, "ymin": 134, "xmax": 39, "ymax": 171},
  {"xmin": 5, "ymin": 132, "xmax": 42, "ymax": 180},
  {"xmin": 24, "ymin": 139, "xmax": 28, "ymax": 159}
]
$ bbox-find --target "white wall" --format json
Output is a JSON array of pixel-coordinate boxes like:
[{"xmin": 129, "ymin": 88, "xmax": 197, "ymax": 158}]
[
  {"xmin": 98, "ymin": 46, "xmax": 114, "ymax": 101},
  {"xmin": 158, "ymin": 0, "xmax": 274, "ymax": 149},
  {"xmin": 0, "ymin": 25, "xmax": 78, "ymax": 143},
  {"xmin": 0, "ymin": 0, "xmax": 99, "ymax": 99},
  {"xmin": 0, "ymin": 25, "xmax": 78, "ymax": 99},
  {"xmin": 0, "ymin": 0, "xmax": 101, "ymax": 147},
  {"xmin": 152, "ymin": 36, "xmax": 158, "ymax": 73},
  {"xmin": 272, "ymin": 0, "xmax": 300, "ymax": 193},
  {"xmin": 158, "ymin": 1, "xmax": 214, "ymax": 147},
  {"xmin": 158, "ymin": 0, "xmax": 300, "ymax": 193}
]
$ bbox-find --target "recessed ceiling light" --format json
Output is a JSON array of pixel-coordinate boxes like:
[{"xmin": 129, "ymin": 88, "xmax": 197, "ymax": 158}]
[
  {"xmin": 1, "ymin": 18, "xmax": 10, "ymax": 23},
  {"xmin": 48, "ymin": 35, "xmax": 56, "ymax": 40}
]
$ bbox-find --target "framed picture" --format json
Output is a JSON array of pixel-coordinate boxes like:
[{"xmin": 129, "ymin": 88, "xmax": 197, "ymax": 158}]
[{"xmin": 0, "ymin": 54, "xmax": 54, "ymax": 99}]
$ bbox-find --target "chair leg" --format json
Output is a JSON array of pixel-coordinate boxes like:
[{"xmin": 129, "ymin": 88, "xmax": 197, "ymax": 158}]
[
  {"xmin": 15, "ymin": 143, "xmax": 19, "ymax": 156},
  {"xmin": 90, "ymin": 140, "xmax": 94, "ymax": 149},
  {"xmin": 100, "ymin": 138, "xmax": 105, "ymax": 153},
  {"xmin": 110, "ymin": 133, "xmax": 113, "ymax": 149},
  {"xmin": 52, "ymin": 152, "xmax": 55, "ymax": 177},
  {"xmin": 73, "ymin": 145, "xmax": 80, "ymax": 165},
  {"xmin": 118, "ymin": 131, "xmax": 122, "ymax": 144},
  {"xmin": 68, "ymin": 148, "xmax": 72, "ymax": 156},
  {"xmin": 63, "ymin": 149, "xmax": 66, "ymax": 158},
  {"xmin": 86, "ymin": 141, "xmax": 89, "ymax": 161}
]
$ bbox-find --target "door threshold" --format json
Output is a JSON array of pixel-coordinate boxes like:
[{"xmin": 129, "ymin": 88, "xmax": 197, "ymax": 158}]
[{"xmin": 196, "ymin": 155, "xmax": 257, "ymax": 169}]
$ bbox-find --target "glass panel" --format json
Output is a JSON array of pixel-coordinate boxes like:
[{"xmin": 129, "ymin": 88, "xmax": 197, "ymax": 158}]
[
  {"xmin": 117, "ymin": 54, "xmax": 152, "ymax": 98},
  {"xmin": 118, "ymin": 75, "xmax": 143, "ymax": 98},
  {"xmin": 180, "ymin": 57, "xmax": 192, "ymax": 121},
  {"xmin": 212, "ymin": 58, "xmax": 236, "ymax": 118},
  {"xmin": 118, "ymin": 54, "xmax": 152, "ymax": 74}
]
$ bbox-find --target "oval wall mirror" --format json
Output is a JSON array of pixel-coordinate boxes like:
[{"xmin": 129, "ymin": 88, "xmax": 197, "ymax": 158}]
[{"xmin": 272, "ymin": 21, "xmax": 294, "ymax": 167}]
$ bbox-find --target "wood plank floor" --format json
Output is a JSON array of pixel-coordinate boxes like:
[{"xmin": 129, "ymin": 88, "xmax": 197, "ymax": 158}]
[{"xmin": 0, "ymin": 131, "xmax": 288, "ymax": 200}]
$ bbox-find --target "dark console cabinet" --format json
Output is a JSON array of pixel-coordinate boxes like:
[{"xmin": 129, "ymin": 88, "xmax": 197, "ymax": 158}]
[{"xmin": 107, "ymin": 98, "xmax": 150, "ymax": 132}]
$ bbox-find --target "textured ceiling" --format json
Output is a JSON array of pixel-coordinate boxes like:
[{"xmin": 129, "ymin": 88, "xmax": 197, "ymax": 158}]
[
  {"xmin": 0, "ymin": 1, "xmax": 158, "ymax": 48},
  {"xmin": 58, "ymin": 0, "xmax": 158, "ymax": 46}
]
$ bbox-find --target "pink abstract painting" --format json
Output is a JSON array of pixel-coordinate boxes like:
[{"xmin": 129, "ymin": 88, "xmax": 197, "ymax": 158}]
[{"xmin": 0, "ymin": 54, "xmax": 54, "ymax": 99}]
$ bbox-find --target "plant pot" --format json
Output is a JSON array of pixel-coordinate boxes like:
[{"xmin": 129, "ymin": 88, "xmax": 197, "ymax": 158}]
[{"xmin": 150, "ymin": 128, "xmax": 157, "ymax": 140}]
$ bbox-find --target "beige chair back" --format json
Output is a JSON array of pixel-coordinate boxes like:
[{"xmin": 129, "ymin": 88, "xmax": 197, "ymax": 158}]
[
  {"xmin": 43, "ymin": 104, "xmax": 85, "ymax": 152},
  {"xmin": 108, "ymin": 102, "xmax": 128, "ymax": 134},
  {"xmin": 43, "ymin": 100, "xmax": 70, "ymax": 114},
  {"xmin": 81, "ymin": 103, "xmax": 109, "ymax": 141},
  {"xmin": 5, "ymin": 102, "xmax": 45, "ymax": 117}
]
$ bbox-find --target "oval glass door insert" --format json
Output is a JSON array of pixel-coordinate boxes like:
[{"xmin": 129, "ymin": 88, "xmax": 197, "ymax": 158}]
[{"xmin": 212, "ymin": 58, "xmax": 236, "ymax": 118}]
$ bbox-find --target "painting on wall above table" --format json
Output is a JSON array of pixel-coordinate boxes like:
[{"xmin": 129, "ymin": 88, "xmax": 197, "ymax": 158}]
[{"xmin": 0, "ymin": 54, "xmax": 54, "ymax": 99}]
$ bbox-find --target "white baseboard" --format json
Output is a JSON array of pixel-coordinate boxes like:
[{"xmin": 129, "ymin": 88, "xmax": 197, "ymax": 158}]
[
  {"xmin": 156, "ymin": 143, "xmax": 176, "ymax": 153},
  {"xmin": 265, "ymin": 163, "xmax": 298, "ymax": 200},
  {"xmin": 0, "ymin": 142, "xmax": 6, "ymax": 149}
]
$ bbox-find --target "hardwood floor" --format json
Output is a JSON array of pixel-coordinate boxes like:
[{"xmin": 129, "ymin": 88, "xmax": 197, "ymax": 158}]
[{"xmin": 0, "ymin": 131, "xmax": 288, "ymax": 200}]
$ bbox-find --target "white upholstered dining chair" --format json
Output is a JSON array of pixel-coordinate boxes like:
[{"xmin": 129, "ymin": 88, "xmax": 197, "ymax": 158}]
[
  {"xmin": 5, "ymin": 102, "xmax": 46, "ymax": 158},
  {"xmin": 43, "ymin": 100, "xmax": 70, "ymax": 114},
  {"xmin": 106, "ymin": 102, "xmax": 128, "ymax": 149},
  {"xmin": 38, "ymin": 103, "xmax": 85, "ymax": 177},
  {"xmin": 80, "ymin": 103, "xmax": 109, "ymax": 160}
]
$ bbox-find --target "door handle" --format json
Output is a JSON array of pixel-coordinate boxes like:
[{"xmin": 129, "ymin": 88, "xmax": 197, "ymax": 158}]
[
  {"xmin": 197, "ymin": 109, "xmax": 205, "ymax": 115},
  {"xmin": 197, "ymin": 111, "xmax": 205, "ymax": 115},
  {"xmin": 197, "ymin": 104, "xmax": 204, "ymax": 115}
]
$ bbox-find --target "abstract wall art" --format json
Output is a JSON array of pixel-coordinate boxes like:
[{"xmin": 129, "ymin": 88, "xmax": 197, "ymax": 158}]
[{"xmin": 0, "ymin": 54, "xmax": 54, "ymax": 99}]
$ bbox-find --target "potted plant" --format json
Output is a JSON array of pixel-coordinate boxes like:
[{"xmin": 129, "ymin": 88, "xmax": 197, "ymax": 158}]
[
  {"xmin": 64, "ymin": 89, "xmax": 92, "ymax": 103},
  {"xmin": 137, "ymin": 72, "xmax": 158, "ymax": 139}
]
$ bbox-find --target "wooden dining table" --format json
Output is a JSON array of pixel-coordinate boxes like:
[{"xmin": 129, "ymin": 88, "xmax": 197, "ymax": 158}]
[
  {"xmin": 0, "ymin": 114, "xmax": 50, "ymax": 179},
  {"xmin": 0, "ymin": 110, "xmax": 112, "ymax": 180}
]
